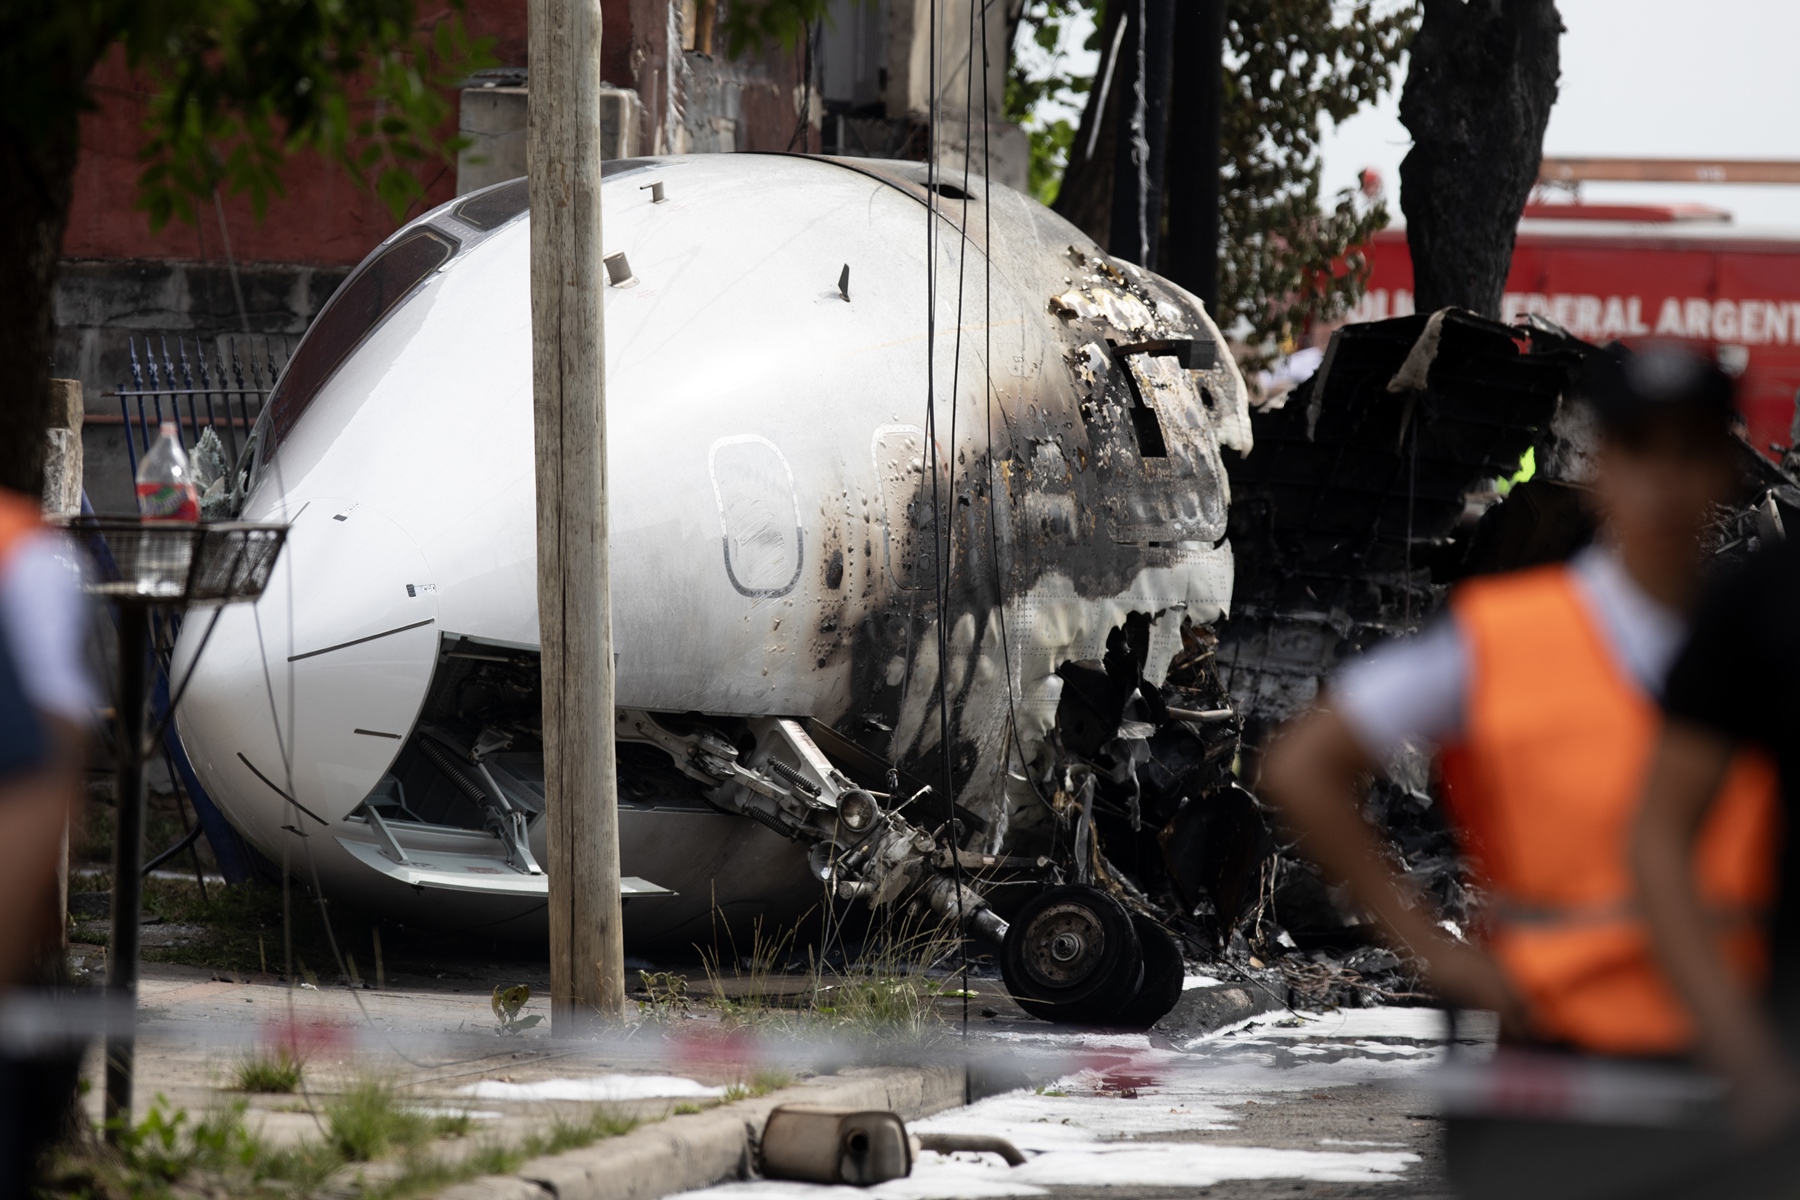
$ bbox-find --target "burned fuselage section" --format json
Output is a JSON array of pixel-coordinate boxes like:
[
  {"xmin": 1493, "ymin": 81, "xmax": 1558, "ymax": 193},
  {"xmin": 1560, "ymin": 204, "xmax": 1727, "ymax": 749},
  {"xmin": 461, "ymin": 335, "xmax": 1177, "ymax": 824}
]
[{"xmin": 170, "ymin": 152, "xmax": 1255, "ymax": 1019}]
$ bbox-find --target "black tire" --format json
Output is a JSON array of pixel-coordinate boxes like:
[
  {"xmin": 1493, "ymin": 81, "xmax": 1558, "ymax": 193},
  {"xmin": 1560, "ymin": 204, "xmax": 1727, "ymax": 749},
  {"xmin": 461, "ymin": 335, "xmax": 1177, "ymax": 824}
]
[
  {"xmin": 1109, "ymin": 915, "xmax": 1185, "ymax": 1030},
  {"xmin": 1002, "ymin": 885, "xmax": 1144, "ymax": 1025}
]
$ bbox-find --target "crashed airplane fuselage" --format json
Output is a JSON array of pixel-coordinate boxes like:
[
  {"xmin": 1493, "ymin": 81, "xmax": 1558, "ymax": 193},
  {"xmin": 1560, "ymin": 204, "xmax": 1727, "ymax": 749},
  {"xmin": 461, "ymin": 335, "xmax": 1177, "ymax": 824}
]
[{"xmin": 172, "ymin": 154, "xmax": 1251, "ymax": 963}]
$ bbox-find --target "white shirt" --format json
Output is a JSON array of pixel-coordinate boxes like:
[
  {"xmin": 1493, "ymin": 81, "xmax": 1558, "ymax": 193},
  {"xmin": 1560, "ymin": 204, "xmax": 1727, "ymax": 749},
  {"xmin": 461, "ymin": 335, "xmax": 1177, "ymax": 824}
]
[
  {"xmin": 0, "ymin": 531, "xmax": 97, "ymax": 725},
  {"xmin": 1333, "ymin": 545, "xmax": 1686, "ymax": 761}
]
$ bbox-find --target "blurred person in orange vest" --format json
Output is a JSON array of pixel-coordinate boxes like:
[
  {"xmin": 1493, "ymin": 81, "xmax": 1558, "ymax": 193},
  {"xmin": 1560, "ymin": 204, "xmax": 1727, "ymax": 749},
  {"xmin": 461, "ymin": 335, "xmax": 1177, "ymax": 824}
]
[
  {"xmin": 1637, "ymin": 502, "xmax": 1800, "ymax": 1169},
  {"xmin": 1259, "ymin": 345, "xmax": 1773, "ymax": 1191},
  {"xmin": 0, "ymin": 484, "xmax": 94, "ymax": 1189}
]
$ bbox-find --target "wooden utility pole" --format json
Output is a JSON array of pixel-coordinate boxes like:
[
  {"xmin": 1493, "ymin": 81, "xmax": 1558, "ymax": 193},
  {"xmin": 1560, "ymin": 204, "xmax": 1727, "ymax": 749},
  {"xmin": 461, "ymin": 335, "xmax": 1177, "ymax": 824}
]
[{"xmin": 528, "ymin": 0, "xmax": 626, "ymax": 1032}]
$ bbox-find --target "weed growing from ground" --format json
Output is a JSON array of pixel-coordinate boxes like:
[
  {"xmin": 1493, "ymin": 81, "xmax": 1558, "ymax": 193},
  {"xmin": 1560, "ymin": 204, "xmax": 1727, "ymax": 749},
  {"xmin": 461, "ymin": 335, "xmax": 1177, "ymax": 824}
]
[
  {"xmin": 691, "ymin": 903, "xmax": 964, "ymax": 1043},
  {"xmin": 232, "ymin": 1045, "xmax": 304, "ymax": 1093},
  {"xmin": 636, "ymin": 970, "xmax": 691, "ymax": 1023},
  {"xmin": 806, "ymin": 907, "xmax": 965, "ymax": 1041},
  {"xmin": 721, "ymin": 1069, "xmax": 794, "ymax": 1102},
  {"xmin": 491, "ymin": 983, "xmax": 545, "ymax": 1035},
  {"xmin": 326, "ymin": 1079, "xmax": 467, "ymax": 1161},
  {"xmin": 41, "ymin": 1086, "xmax": 636, "ymax": 1198},
  {"xmin": 699, "ymin": 915, "xmax": 799, "ymax": 1024}
]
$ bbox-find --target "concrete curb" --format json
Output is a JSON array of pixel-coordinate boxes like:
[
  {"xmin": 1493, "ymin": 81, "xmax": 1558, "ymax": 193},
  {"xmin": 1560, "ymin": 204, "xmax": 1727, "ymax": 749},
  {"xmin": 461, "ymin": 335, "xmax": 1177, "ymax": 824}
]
[{"xmin": 436, "ymin": 1065, "xmax": 967, "ymax": 1200}]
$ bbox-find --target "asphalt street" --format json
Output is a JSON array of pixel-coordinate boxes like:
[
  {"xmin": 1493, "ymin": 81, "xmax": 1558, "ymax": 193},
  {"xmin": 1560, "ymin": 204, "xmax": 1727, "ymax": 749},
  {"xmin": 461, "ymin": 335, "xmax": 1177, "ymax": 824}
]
[{"xmin": 676, "ymin": 1006, "xmax": 1480, "ymax": 1200}]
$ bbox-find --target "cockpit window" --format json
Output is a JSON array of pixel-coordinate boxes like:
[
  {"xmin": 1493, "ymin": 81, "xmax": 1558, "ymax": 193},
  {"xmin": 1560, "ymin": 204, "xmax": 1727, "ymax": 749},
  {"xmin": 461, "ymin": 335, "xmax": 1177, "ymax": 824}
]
[
  {"xmin": 452, "ymin": 177, "xmax": 529, "ymax": 231},
  {"xmin": 264, "ymin": 226, "xmax": 459, "ymax": 449}
]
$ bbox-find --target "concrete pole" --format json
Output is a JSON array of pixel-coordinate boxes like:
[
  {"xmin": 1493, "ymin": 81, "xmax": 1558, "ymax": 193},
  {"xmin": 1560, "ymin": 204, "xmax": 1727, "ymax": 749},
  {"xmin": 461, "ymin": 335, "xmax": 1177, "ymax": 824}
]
[
  {"xmin": 44, "ymin": 378, "xmax": 82, "ymax": 954},
  {"xmin": 528, "ymin": 0, "xmax": 626, "ymax": 1032}
]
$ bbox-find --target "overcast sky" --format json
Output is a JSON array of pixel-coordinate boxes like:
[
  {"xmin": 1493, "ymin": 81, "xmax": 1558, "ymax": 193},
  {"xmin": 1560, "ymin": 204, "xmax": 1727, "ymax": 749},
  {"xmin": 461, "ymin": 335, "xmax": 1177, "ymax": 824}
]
[{"xmin": 1318, "ymin": 0, "xmax": 1800, "ymax": 227}]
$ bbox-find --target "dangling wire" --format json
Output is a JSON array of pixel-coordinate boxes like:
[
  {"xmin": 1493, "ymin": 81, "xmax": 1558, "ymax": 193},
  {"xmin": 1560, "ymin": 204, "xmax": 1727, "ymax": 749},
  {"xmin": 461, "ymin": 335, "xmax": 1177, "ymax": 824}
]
[
  {"xmin": 935, "ymin": 0, "xmax": 992, "ymax": 1037},
  {"xmin": 919, "ymin": 0, "xmax": 982, "ymax": 1038},
  {"xmin": 247, "ymin": 453, "xmax": 513, "ymax": 1074},
  {"xmin": 975, "ymin": 1, "xmax": 1054, "ymax": 857},
  {"xmin": 1403, "ymin": 408, "xmax": 1418, "ymax": 630},
  {"xmin": 787, "ymin": 20, "xmax": 820, "ymax": 152}
]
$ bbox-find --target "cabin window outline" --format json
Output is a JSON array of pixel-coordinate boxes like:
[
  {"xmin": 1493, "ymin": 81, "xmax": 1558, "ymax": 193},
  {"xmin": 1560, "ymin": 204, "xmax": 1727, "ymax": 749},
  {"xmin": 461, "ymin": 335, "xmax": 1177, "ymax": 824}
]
[{"xmin": 708, "ymin": 434, "xmax": 806, "ymax": 598}]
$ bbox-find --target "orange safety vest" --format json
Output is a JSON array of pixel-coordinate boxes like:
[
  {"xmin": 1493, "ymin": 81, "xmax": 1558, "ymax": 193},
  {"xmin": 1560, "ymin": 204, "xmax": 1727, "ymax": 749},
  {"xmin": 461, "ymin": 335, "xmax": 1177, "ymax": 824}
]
[
  {"xmin": 1439, "ymin": 564, "xmax": 1777, "ymax": 1056},
  {"xmin": 0, "ymin": 489, "xmax": 41, "ymax": 563}
]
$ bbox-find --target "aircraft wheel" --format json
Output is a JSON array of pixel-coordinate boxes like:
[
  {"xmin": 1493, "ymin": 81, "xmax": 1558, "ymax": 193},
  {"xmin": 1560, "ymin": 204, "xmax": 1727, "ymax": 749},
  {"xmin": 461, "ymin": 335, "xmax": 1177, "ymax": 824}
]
[
  {"xmin": 1002, "ymin": 885, "xmax": 1144, "ymax": 1025},
  {"xmin": 1109, "ymin": 915, "xmax": 1186, "ymax": 1030}
]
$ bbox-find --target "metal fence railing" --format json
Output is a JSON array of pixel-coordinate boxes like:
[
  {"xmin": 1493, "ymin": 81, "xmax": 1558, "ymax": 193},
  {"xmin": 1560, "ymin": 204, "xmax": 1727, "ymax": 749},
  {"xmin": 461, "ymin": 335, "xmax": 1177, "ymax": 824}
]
[
  {"xmin": 106, "ymin": 334, "xmax": 290, "ymax": 481},
  {"xmin": 90, "ymin": 333, "xmax": 290, "ymax": 885}
]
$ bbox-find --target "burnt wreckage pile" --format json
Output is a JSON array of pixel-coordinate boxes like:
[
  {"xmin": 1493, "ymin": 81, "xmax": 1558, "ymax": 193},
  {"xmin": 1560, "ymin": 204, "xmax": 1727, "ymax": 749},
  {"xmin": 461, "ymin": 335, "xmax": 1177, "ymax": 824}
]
[
  {"xmin": 1000, "ymin": 310, "xmax": 1594, "ymax": 1017},
  {"xmin": 374, "ymin": 309, "xmax": 1794, "ymax": 1028},
  {"xmin": 1034, "ymin": 309, "xmax": 1800, "ymax": 1017},
  {"xmin": 1213, "ymin": 312, "xmax": 1594, "ymax": 1001}
]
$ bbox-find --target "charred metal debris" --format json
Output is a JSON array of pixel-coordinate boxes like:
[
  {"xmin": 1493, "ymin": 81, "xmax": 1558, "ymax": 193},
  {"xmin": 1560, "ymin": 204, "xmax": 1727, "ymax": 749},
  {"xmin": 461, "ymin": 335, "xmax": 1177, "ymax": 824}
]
[
  {"xmin": 988, "ymin": 309, "xmax": 1605, "ymax": 1017},
  {"xmin": 649, "ymin": 308, "xmax": 1646, "ymax": 1024},
  {"xmin": 1190, "ymin": 310, "xmax": 1800, "ymax": 1012},
  {"xmin": 365, "ymin": 299, "xmax": 1799, "ymax": 1027}
]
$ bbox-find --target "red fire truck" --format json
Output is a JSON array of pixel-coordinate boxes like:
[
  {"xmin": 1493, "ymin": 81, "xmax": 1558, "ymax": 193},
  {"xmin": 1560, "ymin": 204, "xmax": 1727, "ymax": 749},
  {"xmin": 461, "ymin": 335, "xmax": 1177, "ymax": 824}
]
[{"xmin": 1351, "ymin": 203, "xmax": 1800, "ymax": 459}]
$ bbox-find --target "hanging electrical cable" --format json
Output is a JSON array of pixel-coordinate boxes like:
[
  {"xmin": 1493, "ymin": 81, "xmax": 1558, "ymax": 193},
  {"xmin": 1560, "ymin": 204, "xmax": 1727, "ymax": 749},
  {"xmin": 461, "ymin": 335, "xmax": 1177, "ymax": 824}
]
[
  {"xmin": 918, "ymin": 0, "xmax": 980, "ymax": 1037},
  {"xmin": 1130, "ymin": 0, "xmax": 1152, "ymax": 264},
  {"xmin": 935, "ymin": 0, "xmax": 994, "ymax": 1034},
  {"xmin": 245, "ymin": 452, "xmax": 533, "ymax": 1074},
  {"xmin": 786, "ymin": 20, "xmax": 820, "ymax": 152}
]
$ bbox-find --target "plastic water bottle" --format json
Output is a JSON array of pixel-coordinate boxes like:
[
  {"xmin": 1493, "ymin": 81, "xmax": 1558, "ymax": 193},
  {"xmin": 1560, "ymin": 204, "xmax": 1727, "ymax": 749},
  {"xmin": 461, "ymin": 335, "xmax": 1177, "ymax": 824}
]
[
  {"xmin": 135, "ymin": 422, "xmax": 199, "ymax": 596},
  {"xmin": 136, "ymin": 423, "xmax": 200, "ymax": 521}
]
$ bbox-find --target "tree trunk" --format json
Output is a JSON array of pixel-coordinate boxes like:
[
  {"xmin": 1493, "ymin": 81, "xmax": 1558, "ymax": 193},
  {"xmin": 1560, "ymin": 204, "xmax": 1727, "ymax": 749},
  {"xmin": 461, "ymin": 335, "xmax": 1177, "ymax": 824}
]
[
  {"xmin": 1052, "ymin": 0, "xmax": 1126, "ymax": 248},
  {"xmin": 1108, "ymin": 0, "xmax": 1175, "ymax": 267},
  {"xmin": 1160, "ymin": 0, "xmax": 1225, "ymax": 310},
  {"xmin": 1398, "ymin": 0, "xmax": 1562, "ymax": 317},
  {"xmin": 0, "ymin": 118, "xmax": 79, "ymax": 499}
]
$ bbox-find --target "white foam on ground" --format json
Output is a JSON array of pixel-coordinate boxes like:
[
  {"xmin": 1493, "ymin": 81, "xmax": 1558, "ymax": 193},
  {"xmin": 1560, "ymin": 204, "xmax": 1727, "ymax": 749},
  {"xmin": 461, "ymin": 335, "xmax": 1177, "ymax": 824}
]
[
  {"xmin": 458, "ymin": 1074, "xmax": 726, "ymax": 1102},
  {"xmin": 1181, "ymin": 974, "xmax": 1225, "ymax": 989},
  {"xmin": 1008, "ymin": 1142, "xmax": 1418, "ymax": 1187},
  {"xmin": 405, "ymin": 1105, "xmax": 504, "ymax": 1120},
  {"xmin": 672, "ymin": 1142, "xmax": 1418, "ymax": 1200},
  {"xmin": 1181, "ymin": 1006, "xmax": 1451, "ymax": 1052},
  {"xmin": 981, "ymin": 1031, "xmax": 1158, "ymax": 1051},
  {"xmin": 1237, "ymin": 1008, "xmax": 1450, "ymax": 1040},
  {"xmin": 668, "ymin": 1004, "xmax": 1451, "ymax": 1198},
  {"xmin": 910, "ymin": 1079, "xmax": 1242, "ymax": 1146}
]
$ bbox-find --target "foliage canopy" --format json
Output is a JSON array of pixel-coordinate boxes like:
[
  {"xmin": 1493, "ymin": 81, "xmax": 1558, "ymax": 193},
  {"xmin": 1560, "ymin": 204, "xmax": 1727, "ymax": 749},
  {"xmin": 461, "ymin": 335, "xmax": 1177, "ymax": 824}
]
[
  {"xmin": 0, "ymin": 0, "xmax": 491, "ymax": 228},
  {"xmin": 1011, "ymin": 0, "xmax": 1416, "ymax": 351},
  {"xmin": 1222, "ymin": 0, "xmax": 1414, "ymax": 351}
]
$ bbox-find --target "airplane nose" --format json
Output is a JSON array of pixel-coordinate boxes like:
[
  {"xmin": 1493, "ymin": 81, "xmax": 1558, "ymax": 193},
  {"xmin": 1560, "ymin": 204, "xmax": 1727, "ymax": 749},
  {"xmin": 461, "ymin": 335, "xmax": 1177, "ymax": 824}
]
[{"xmin": 172, "ymin": 499, "xmax": 440, "ymax": 854}]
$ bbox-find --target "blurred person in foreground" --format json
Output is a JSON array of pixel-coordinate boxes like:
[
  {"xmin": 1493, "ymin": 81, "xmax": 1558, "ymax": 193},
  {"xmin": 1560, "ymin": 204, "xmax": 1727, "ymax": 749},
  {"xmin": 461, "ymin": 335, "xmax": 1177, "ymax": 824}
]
[
  {"xmin": 1635, "ymin": 479, "xmax": 1800, "ymax": 1181},
  {"xmin": 1260, "ymin": 344, "xmax": 1773, "ymax": 1197},
  {"xmin": 0, "ymin": 485, "xmax": 93, "ymax": 1191}
]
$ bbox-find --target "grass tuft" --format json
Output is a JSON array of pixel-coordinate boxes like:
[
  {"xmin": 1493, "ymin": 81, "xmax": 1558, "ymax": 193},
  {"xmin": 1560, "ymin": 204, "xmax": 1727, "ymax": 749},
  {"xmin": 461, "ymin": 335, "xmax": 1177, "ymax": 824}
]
[
  {"xmin": 722, "ymin": 1069, "xmax": 793, "ymax": 1102},
  {"xmin": 325, "ymin": 1079, "xmax": 468, "ymax": 1162},
  {"xmin": 232, "ymin": 1045, "xmax": 304, "ymax": 1093},
  {"xmin": 43, "ymin": 1089, "xmax": 637, "ymax": 1198}
]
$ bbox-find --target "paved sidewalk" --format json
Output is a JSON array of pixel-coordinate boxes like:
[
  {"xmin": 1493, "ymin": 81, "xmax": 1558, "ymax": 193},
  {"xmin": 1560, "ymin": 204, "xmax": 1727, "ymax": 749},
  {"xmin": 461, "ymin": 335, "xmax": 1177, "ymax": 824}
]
[{"xmin": 86, "ymin": 962, "xmax": 796, "ymax": 1149}]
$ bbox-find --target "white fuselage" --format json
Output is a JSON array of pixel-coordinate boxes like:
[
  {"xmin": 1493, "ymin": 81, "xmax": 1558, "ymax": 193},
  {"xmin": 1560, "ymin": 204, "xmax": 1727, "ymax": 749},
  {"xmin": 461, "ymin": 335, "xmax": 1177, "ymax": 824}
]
[{"xmin": 172, "ymin": 154, "xmax": 1250, "ymax": 944}]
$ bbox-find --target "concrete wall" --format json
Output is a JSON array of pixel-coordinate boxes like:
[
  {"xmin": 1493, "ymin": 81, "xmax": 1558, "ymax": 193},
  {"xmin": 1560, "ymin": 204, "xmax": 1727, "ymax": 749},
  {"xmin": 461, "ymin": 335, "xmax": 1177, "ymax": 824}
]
[
  {"xmin": 54, "ymin": 259, "xmax": 347, "ymax": 512},
  {"xmin": 62, "ymin": 0, "xmax": 539, "ymax": 269},
  {"xmin": 457, "ymin": 85, "xmax": 647, "ymax": 195}
]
